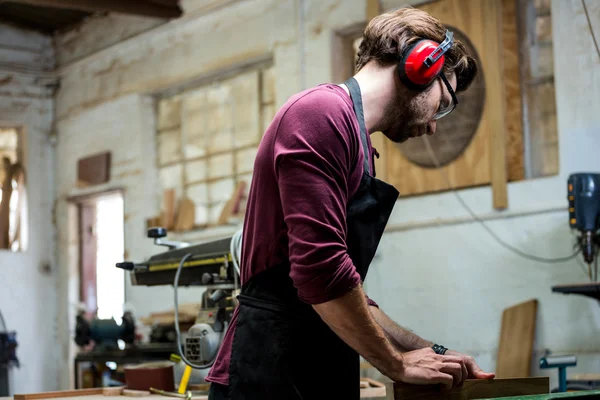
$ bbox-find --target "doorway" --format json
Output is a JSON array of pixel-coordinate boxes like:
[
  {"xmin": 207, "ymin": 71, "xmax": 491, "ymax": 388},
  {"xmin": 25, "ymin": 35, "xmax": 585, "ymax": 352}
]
[
  {"xmin": 74, "ymin": 190, "xmax": 126, "ymax": 387},
  {"xmin": 78, "ymin": 191, "xmax": 125, "ymax": 322}
]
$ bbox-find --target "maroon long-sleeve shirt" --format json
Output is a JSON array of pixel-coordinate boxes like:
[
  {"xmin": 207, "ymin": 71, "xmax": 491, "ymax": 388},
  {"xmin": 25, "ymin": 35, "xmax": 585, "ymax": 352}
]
[{"xmin": 206, "ymin": 83, "xmax": 379, "ymax": 385}]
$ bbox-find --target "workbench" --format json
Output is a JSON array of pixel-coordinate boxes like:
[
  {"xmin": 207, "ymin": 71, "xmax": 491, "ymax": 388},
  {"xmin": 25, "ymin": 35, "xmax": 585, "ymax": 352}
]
[
  {"xmin": 3, "ymin": 390, "xmax": 600, "ymax": 400},
  {"xmin": 482, "ymin": 391, "xmax": 600, "ymax": 399},
  {"xmin": 5, "ymin": 381, "xmax": 600, "ymax": 400}
]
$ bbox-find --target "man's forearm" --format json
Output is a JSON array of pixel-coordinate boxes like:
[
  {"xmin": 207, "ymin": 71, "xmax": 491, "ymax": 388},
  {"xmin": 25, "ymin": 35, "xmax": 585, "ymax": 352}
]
[
  {"xmin": 370, "ymin": 306, "xmax": 433, "ymax": 353},
  {"xmin": 312, "ymin": 285, "xmax": 403, "ymax": 380}
]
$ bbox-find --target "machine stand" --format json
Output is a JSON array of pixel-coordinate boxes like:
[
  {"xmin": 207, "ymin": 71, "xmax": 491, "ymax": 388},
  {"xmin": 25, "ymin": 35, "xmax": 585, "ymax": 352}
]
[{"xmin": 540, "ymin": 354, "xmax": 577, "ymax": 392}]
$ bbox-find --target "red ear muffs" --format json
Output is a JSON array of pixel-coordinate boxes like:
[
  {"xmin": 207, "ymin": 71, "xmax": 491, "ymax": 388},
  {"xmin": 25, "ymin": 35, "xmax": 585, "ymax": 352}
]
[{"xmin": 397, "ymin": 30, "xmax": 454, "ymax": 91}]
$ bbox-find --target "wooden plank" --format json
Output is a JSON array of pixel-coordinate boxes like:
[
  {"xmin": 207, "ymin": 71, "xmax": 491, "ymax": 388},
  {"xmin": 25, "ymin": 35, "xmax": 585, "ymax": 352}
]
[
  {"xmin": 174, "ymin": 197, "xmax": 195, "ymax": 231},
  {"xmin": 161, "ymin": 189, "xmax": 176, "ymax": 230},
  {"xmin": 77, "ymin": 152, "xmax": 111, "ymax": 187},
  {"xmin": 217, "ymin": 181, "xmax": 246, "ymax": 225},
  {"xmin": 483, "ymin": 0, "xmax": 509, "ymax": 210},
  {"xmin": 393, "ymin": 377, "xmax": 549, "ymax": 400},
  {"xmin": 122, "ymin": 389, "xmax": 150, "ymax": 397},
  {"xmin": 496, "ymin": 299, "xmax": 538, "ymax": 378},
  {"xmin": 502, "ymin": 0, "xmax": 525, "ymax": 182},
  {"xmin": 491, "ymin": 389, "xmax": 600, "ymax": 399},
  {"xmin": 102, "ymin": 387, "xmax": 125, "ymax": 396},
  {"xmin": 8, "ymin": 0, "xmax": 182, "ymax": 18},
  {"xmin": 14, "ymin": 388, "xmax": 104, "ymax": 400},
  {"xmin": 361, "ymin": 386, "xmax": 387, "ymax": 398},
  {"xmin": 15, "ymin": 393, "xmax": 210, "ymax": 400},
  {"xmin": 362, "ymin": 377, "xmax": 385, "ymax": 388},
  {"xmin": 366, "ymin": 0, "xmax": 381, "ymax": 19}
]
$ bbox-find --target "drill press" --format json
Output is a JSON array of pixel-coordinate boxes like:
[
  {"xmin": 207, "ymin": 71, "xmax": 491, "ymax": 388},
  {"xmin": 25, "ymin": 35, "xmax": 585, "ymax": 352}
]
[{"xmin": 568, "ymin": 173, "xmax": 600, "ymax": 280}]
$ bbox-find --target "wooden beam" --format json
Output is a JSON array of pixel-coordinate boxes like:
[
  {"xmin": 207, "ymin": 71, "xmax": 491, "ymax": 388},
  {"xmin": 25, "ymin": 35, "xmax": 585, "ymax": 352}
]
[
  {"xmin": 366, "ymin": 0, "xmax": 381, "ymax": 20},
  {"xmin": 483, "ymin": 0, "xmax": 509, "ymax": 210},
  {"xmin": 8, "ymin": 0, "xmax": 183, "ymax": 18}
]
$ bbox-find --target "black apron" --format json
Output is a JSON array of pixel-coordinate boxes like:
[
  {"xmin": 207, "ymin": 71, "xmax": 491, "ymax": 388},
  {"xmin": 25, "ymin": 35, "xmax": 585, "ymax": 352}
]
[{"xmin": 226, "ymin": 77, "xmax": 399, "ymax": 400}]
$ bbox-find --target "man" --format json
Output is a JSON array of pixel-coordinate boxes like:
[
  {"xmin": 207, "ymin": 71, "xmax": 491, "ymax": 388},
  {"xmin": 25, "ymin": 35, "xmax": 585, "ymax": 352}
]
[{"xmin": 207, "ymin": 6, "xmax": 495, "ymax": 400}]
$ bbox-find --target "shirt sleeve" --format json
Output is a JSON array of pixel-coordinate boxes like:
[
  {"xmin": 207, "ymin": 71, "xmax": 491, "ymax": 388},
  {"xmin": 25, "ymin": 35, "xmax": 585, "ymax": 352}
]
[{"xmin": 273, "ymin": 91, "xmax": 361, "ymax": 305}]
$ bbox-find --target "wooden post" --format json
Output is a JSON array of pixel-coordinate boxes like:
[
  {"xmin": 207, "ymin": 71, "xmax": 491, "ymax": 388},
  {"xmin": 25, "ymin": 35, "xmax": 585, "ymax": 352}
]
[{"xmin": 484, "ymin": 0, "xmax": 509, "ymax": 210}]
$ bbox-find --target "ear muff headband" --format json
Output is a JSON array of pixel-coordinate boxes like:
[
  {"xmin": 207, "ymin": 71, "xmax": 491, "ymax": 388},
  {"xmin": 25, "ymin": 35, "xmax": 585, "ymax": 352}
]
[{"xmin": 398, "ymin": 30, "xmax": 454, "ymax": 90}]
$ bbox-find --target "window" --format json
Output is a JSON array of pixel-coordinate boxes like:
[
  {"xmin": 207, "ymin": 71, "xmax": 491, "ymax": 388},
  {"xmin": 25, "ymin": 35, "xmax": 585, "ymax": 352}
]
[
  {"xmin": 155, "ymin": 64, "xmax": 275, "ymax": 229},
  {"xmin": 0, "ymin": 127, "xmax": 27, "ymax": 251}
]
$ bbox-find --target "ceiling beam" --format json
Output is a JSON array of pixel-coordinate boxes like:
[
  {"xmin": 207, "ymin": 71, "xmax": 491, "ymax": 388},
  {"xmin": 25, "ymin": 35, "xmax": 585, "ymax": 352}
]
[{"xmin": 7, "ymin": 0, "xmax": 183, "ymax": 18}]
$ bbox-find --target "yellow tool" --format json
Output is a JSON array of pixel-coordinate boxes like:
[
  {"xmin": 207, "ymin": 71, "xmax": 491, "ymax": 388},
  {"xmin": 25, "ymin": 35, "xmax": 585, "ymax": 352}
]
[
  {"xmin": 170, "ymin": 353, "xmax": 193, "ymax": 394},
  {"xmin": 178, "ymin": 365, "xmax": 193, "ymax": 394}
]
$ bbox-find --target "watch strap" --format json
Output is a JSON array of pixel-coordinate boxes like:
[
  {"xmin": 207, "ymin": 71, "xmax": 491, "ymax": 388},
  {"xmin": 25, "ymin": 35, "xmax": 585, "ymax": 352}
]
[{"xmin": 432, "ymin": 344, "xmax": 448, "ymax": 355}]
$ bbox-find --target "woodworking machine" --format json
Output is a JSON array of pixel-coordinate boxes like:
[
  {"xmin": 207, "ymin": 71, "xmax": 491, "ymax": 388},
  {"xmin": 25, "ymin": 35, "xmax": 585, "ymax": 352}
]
[{"xmin": 116, "ymin": 227, "xmax": 240, "ymax": 379}]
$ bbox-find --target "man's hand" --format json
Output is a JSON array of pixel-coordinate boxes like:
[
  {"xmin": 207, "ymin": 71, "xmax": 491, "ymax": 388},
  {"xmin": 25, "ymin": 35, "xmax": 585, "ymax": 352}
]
[
  {"xmin": 445, "ymin": 350, "xmax": 496, "ymax": 380},
  {"xmin": 392, "ymin": 347, "xmax": 468, "ymax": 390}
]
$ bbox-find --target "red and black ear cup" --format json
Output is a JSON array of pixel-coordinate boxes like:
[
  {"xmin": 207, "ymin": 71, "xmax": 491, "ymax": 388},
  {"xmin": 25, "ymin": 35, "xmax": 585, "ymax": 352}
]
[{"xmin": 397, "ymin": 39, "xmax": 446, "ymax": 91}]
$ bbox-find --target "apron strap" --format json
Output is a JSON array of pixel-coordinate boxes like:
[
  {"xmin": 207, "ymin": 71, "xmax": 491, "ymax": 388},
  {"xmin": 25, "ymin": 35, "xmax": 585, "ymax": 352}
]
[{"xmin": 343, "ymin": 77, "xmax": 371, "ymax": 176}]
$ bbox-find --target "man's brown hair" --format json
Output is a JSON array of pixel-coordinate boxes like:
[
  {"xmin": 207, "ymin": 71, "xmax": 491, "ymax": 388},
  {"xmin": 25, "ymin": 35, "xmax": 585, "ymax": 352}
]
[{"xmin": 355, "ymin": 7, "xmax": 477, "ymax": 93}]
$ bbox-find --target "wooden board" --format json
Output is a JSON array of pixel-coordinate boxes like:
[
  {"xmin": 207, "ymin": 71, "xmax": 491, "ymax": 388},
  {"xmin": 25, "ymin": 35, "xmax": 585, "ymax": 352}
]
[
  {"xmin": 174, "ymin": 197, "xmax": 195, "ymax": 231},
  {"xmin": 14, "ymin": 393, "xmax": 207, "ymax": 400},
  {"xmin": 392, "ymin": 377, "xmax": 549, "ymax": 400},
  {"xmin": 77, "ymin": 152, "xmax": 111, "ymax": 187},
  {"xmin": 483, "ymin": 0, "xmax": 508, "ymax": 210},
  {"xmin": 483, "ymin": 389, "xmax": 600, "ymax": 400},
  {"xmin": 14, "ymin": 388, "xmax": 105, "ymax": 400},
  {"xmin": 502, "ymin": 0, "xmax": 525, "ymax": 182},
  {"xmin": 496, "ymin": 299, "xmax": 538, "ymax": 378},
  {"xmin": 360, "ymin": 377, "xmax": 387, "ymax": 398}
]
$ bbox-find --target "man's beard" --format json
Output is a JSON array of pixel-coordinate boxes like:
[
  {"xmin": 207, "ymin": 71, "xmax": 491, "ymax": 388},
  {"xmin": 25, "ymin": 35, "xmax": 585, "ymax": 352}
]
[{"xmin": 380, "ymin": 89, "xmax": 431, "ymax": 143}]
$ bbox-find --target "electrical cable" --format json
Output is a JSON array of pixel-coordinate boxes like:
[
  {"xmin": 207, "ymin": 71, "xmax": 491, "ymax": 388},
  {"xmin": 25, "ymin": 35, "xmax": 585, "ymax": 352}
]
[
  {"xmin": 422, "ymin": 134, "xmax": 581, "ymax": 263},
  {"xmin": 230, "ymin": 229, "xmax": 243, "ymax": 295},
  {"xmin": 173, "ymin": 253, "xmax": 217, "ymax": 369},
  {"xmin": 230, "ymin": 228, "xmax": 243, "ymax": 279},
  {"xmin": 582, "ymin": 0, "xmax": 600, "ymax": 61}
]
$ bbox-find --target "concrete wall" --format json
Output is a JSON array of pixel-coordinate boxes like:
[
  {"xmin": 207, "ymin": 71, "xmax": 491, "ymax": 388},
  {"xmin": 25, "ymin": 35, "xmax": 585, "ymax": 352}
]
[
  {"xmin": 52, "ymin": 0, "xmax": 600, "ymax": 391},
  {"xmin": 0, "ymin": 23, "xmax": 58, "ymax": 393}
]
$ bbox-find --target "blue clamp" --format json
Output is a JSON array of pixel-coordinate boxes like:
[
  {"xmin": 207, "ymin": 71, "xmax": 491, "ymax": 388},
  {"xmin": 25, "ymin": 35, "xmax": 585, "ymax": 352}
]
[{"xmin": 539, "ymin": 354, "xmax": 577, "ymax": 392}]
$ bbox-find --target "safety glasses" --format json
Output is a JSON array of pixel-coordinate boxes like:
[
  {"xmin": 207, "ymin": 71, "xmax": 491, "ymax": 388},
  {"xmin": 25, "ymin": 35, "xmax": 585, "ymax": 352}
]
[{"xmin": 433, "ymin": 73, "xmax": 458, "ymax": 120}]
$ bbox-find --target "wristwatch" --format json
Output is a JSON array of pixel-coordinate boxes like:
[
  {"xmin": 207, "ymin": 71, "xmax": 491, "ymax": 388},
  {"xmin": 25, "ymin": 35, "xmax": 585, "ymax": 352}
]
[{"xmin": 432, "ymin": 344, "xmax": 448, "ymax": 355}]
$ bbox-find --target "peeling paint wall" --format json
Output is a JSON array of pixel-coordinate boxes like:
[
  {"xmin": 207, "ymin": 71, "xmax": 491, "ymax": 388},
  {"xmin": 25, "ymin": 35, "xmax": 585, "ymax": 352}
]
[
  {"xmin": 0, "ymin": 23, "xmax": 57, "ymax": 394},
  {"xmin": 53, "ymin": 0, "xmax": 600, "ymax": 391}
]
